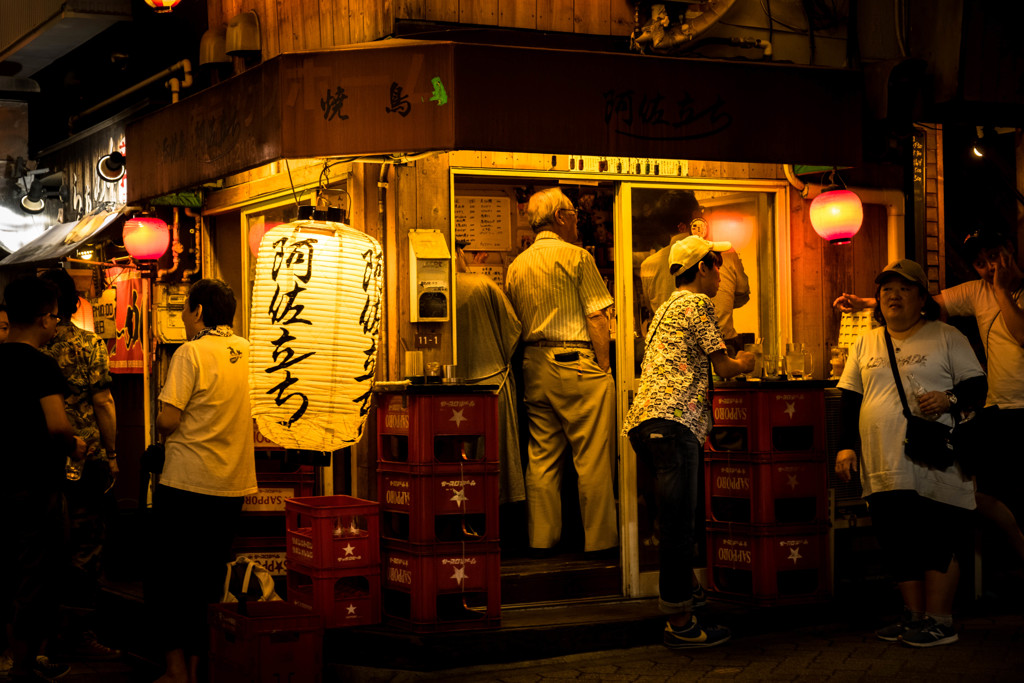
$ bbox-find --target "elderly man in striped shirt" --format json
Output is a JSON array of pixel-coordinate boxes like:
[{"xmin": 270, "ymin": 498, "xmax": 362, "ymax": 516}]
[{"xmin": 505, "ymin": 187, "xmax": 618, "ymax": 555}]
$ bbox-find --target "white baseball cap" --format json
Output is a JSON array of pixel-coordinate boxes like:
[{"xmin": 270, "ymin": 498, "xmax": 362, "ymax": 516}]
[{"xmin": 669, "ymin": 235, "xmax": 732, "ymax": 273}]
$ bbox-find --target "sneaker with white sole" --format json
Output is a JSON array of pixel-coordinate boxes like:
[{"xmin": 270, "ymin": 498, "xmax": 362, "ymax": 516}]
[
  {"xmin": 901, "ymin": 617, "xmax": 958, "ymax": 648},
  {"xmin": 33, "ymin": 655, "xmax": 71, "ymax": 681},
  {"xmin": 875, "ymin": 610, "xmax": 926, "ymax": 642},
  {"xmin": 663, "ymin": 617, "xmax": 731, "ymax": 649}
]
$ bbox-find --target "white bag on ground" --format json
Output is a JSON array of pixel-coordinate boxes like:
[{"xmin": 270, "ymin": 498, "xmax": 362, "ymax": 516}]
[{"xmin": 221, "ymin": 556, "xmax": 282, "ymax": 603}]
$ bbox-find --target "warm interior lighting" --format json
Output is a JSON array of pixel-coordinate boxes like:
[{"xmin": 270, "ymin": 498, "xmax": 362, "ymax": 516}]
[
  {"xmin": 707, "ymin": 211, "xmax": 755, "ymax": 251},
  {"xmin": 123, "ymin": 217, "xmax": 170, "ymax": 260},
  {"xmin": 144, "ymin": 0, "xmax": 182, "ymax": 12},
  {"xmin": 248, "ymin": 221, "xmax": 285, "ymax": 256},
  {"xmin": 810, "ymin": 187, "xmax": 863, "ymax": 245},
  {"xmin": 97, "ymin": 152, "xmax": 126, "ymax": 182}
]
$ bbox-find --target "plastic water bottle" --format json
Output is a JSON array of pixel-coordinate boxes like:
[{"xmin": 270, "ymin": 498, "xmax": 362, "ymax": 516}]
[{"xmin": 907, "ymin": 373, "xmax": 935, "ymax": 420}]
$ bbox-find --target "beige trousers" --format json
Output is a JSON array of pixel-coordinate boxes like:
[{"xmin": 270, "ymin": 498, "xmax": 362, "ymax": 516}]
[{"xmin": 522, "ymin": 346, "xmax": 618, "ymax": 551}]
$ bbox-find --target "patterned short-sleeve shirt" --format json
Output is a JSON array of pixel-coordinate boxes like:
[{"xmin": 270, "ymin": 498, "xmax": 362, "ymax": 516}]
[
  {"xmin": 622, "ymin": 290, "xmax": 726, "ymax": 440},
  {"xmin": 42, "ymin": 322, "xmax": 112, "ymax": 459}
]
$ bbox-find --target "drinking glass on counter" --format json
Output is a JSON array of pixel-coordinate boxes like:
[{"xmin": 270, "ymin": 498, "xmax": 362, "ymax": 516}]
[
  {"xmin": 785, "ymin": 343, "xmax": 806, "ymax": 379},
  {"xmin": 743, "ymin": 343, "xmax": 763, "ymax": 380}
]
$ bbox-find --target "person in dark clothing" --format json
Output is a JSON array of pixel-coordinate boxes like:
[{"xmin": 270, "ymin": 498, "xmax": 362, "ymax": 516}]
[{"xmin": 0, "ymin": 276, "xmax": 85, "ymax": 682}]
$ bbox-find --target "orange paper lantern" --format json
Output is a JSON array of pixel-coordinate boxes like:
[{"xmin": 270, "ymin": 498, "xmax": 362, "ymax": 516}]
[
  {"xmin": 144, "ymin": 0, "xmax": 182, "ymax": 12},
  {"xmin": 123, "ymin": 217, "xmax": 170, "ymax": 260},
  {"xmin": 809, "ymin": 188, "xmax": 863, "ymax": 245}
]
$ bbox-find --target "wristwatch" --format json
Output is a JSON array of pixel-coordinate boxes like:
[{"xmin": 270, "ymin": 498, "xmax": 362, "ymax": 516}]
[
  {"xmin": 945, "ymin": 391, "xmax": 958, "ymax": 407},
  {"xmin": 107, "ymin": 451, "xmax": 117, "ymax": 459}
]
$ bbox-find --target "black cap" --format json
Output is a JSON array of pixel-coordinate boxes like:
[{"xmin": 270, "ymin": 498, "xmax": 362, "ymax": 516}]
[{"xmin": 455, "ymin": 239, "xmax": 471, "ymax": 250}]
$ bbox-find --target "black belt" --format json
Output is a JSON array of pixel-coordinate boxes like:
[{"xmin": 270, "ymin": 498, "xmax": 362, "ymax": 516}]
[{"xmin": 527, "ymin": 340, "xmax": 592, "ymax": 349}]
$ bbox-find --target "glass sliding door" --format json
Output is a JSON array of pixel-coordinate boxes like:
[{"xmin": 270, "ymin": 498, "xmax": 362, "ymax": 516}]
[{"xmin": 613, "ymin": 180, "xmax": 790, "ymax": 598}]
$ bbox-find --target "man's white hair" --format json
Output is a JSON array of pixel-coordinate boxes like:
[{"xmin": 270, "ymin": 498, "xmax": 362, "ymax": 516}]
[{"xmin": 527, "ymin": 188, "xmax": 573, "ymax": 232}]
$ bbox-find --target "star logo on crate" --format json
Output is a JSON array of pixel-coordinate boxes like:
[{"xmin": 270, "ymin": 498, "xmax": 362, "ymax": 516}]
[
  {"xmin": 450, "ymin": 488, "xmax": 469, "ymax": 507},
  {"xmin": 788, "ymin": 547, "xmax": 803, "ymax": 564},
  {"xmin": 450, "ymin": 408, "xmax": 467, "ymax": 426},
  {"xmin": 451, "ymin": 566, "xmax": 468, "ymax": 584},
  {"xmin": 787, "ymin": 474, "xmax": 799, "ymax": 490},
  {"xmin": 346, "ymin": 604, "xmax": 358, "ymax": 616},
  {"xmin": 342, "ymin": 543, "xmax": 356, "ymax": 556},
  {"xmin": 784, "ymin": 402, "xmax": 796, "ymax": 419}
]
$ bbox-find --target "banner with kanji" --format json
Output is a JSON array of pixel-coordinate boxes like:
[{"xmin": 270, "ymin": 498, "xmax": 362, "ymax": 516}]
[{"xmin": 105, "ymin": 267, "xmax": 148, "ymax": 374}]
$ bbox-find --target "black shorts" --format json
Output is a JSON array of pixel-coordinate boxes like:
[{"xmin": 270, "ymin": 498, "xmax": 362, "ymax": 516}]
[
  {"xmin": 868, "ymin": 490, "xmax": 971, "ymax": 583},
  {"xmin": 971, "ymin": 407, "xmax": 1024, "ymax": 508}
]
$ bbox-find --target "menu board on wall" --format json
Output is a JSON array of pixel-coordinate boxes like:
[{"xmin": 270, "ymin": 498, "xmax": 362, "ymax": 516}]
[
  {"xmin": 468, "ymin": 264, "xmax": 505, "ymax": 287},
  {"xmin": 454, "ymin": 195, "xmax": 511, "ymax": 251}
]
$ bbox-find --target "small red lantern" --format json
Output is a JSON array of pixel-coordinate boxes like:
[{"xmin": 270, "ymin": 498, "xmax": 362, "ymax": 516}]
[
  {"xmin": 248, "ymin": 221, "xmax": 285, "ymax": 256},
  {"xmin": 123, "ymin": 217, "xmax": 170, "ymax": 260},
  {"xmin": 144, "ymin": 0, "xmax": 182, "ymax": 12},
  {"xmin": 810, "ymin": 187, "xmax": 863, "ymax": 245}
]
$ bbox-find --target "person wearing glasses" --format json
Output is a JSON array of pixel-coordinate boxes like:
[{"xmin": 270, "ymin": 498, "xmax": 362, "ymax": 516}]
[
  {"xmin": 505, "ymin": 187, "xmax": 618, "ymax": 556},
  {"xmin": 0, "ymin": 276, "xmax": 85, "ymax": 682},
  {"xmin": 834, "ymin": 229, "xmax": 1024, "ymax": 564}
]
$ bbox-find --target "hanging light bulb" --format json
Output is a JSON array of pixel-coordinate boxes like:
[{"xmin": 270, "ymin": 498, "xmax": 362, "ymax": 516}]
[
  {"xmin": 809, "ymin": 170, "xmax": 863, "ymax": 245},
  {"xmin": 123, "ymin": 217, "xmax": 170, "ymax": 260}
]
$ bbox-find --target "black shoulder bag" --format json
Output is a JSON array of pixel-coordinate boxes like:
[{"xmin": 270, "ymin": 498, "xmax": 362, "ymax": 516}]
[{"xmin": 884, "ymin": 329, "xmax": 956, "ymax": 470}]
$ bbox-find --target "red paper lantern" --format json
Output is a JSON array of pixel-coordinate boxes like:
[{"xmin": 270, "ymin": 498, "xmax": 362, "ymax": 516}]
[
  {"xmin": 248, "ymin": 221, "xmax": 285, "ymax": 256},
  {"xmin": 144, "ymin": 0, "xmax": 182, "ymax": 12},
  {"xmin": 809, "ymin": 188, "xmax": 863, "ymax": 245},
  {"xmin": 123, "ymin": 217, "xmax": 170, "ymax": 260}
]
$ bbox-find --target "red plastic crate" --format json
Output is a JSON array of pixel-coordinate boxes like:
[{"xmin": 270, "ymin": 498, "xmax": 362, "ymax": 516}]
[
  {"xmin": 705, "ymin": 454, "xmax": 828, "ymax": 525},
  {"xmin": 381, "ymin": 540, "xmax": 500, "ymax": 632},
  {"xmin": 242, "ymin": 470, "xmax": 315, "ymax": 514},
  {"xmin": 209, "ymin": 601, "xmax": 323, "ymax": 683},
  {"xmin": 285, "ymin": 496, "xmax": 380, "ymax": 571},
  {"xmin": 706, "ymin": 388, "xmax": 825, "ymax": 455},
  {"xmin": 378, "ymin": 467, "xmax": 499, "ymax": 543},
  {"xmin": 377, "ymin": 392, "xmax": 498, "ymax": 465},
  {"xmin": 286, "ymin": 564, "xmax": 380, "ymax": 629},
  {"xmin": 706, "ymin": 523, "xmax": 831, "ymax": 605}
]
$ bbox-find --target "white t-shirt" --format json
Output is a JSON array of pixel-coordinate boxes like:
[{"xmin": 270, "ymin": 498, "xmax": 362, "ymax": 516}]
[
  {"xmin": 159, "ymin": 333, "xmax": 258, "ymax": 497},
  {"xmin": 941, "ymin": 279, "xmax": 1024, "ymax": 409},
  {"xmin": 837, "ymin": 320, "xmax": 984, "ymax": 509}
]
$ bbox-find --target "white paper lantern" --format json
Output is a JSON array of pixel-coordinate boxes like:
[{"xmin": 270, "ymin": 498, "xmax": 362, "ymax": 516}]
[{"xmin": 249, "ymin": 219, "xmax": 383, "ymax": 451}]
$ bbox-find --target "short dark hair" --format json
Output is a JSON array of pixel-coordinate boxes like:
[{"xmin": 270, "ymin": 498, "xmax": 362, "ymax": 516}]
[
  {"xmin": 674, "ymin": 250, "xmax": 722, "ymax": 287},
  {"xmin": 3, "ymin": 275, "xmax": 59, "ymax": 325},
  {"xmin": 872, "ymin": 277, "xmax": 941, "ymax": 325},
  {"xmin": 187, "ymin": 278, "xmax": 236, "ymax": 327},
  {"xmin": 39, "ymin": 268, "xmax": 79, "ymax": 320},
  {"xmin": 961, "ymin": 228, "xmax": 1012, "ymax": 263}
]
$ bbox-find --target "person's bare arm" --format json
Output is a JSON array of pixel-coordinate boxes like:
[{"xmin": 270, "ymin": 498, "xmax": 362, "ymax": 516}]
[
  {"xmin": 710, "ymin": 349, "xmax": 754, "ymax": 379},
  {"xmin": 41, "ymin": 394, "xmax": 85, "ymax": 459},
  {"xmin": 156, "ymin": 403, "xmax": 183, "ymax": 438},
  {"xmin": 586, "ymin": 307, "xmax": 612, "ymax": 373},
  {"xmin": 993, "ymin": 251, "xmax": 1024, "ymax": 346},
  {"xmin": 92, "ymin": 388, "xmax": 118, "ymax": 474}
]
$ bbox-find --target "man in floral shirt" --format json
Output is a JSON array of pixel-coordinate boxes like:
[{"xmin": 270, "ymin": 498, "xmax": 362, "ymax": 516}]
[{"xmin": 623, "ymin": 235, "xmax": 753, "ymax": 649}]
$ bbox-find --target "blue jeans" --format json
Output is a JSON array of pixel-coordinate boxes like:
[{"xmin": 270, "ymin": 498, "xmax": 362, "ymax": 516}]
[{"xmin": 629, "ymin": 418, "xmax": 702, "ymax": 613}]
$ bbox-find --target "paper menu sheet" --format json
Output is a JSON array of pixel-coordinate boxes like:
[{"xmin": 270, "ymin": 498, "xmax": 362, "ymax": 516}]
[
  {"xmin": 454, "ymin": 195, "xmax": 511, "ymax": 251},
  {"xmin": 468, "ymin": 264, "xmax": 504, "ymax": 287}
]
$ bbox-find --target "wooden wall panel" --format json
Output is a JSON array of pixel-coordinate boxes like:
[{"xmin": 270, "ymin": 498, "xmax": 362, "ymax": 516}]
[
  {"xmin": 537, "ymin": 0, "xmax": 575, "ymax": 32},
  {"xmin": 425, "ymin": 1, "xmax": 459, "ymax": 22},
  {"xmin": 610, "ymin": 0, "xmax": 633, "ymax": 35},
  {"xmin": 395, "ymin": 0, "xmax": 427, "ymax": 21},
  {"xmin": 330, "ymin": 0, "xmax": 351, "ymax": 46},
  {"xmin": 461, "ymin": 0, "xmax": 499, "ymax": 24},
  {"xmin": 500, "ymin": 0, "xmax": 537, "ymax": 29},
  {"xmin": 277, "ymin": 0, "xmax": 302, "ymax": 51},
  {"xmin": 577, "ymin": 0, "xmax": 610, "ymax": 35},
  {"xmin": 790, "ymin": 191, "xmax": 825, "ymax": 378}
]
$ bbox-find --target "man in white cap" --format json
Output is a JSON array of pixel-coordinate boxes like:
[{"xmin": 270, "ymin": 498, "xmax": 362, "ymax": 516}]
[{"xmin": 623, "ymin": 234, "xmax": 754, "ymax": 649}]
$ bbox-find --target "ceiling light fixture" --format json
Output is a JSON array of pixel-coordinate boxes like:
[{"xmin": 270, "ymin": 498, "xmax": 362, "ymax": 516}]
[{"xmin": 97, "ymin": 152, "xmax": 126, "ymax": 182}]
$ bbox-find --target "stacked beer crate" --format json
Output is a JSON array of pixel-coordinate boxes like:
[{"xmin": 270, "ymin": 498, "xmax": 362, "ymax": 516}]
[
  {"xmin": 704, "ymin": 386, "xmax": 831, "ymax": 605},
  {"xmin": 376, "ymin": 389, "xmax": 501, "ymax": 631},
  {"xmin": 284, "ymin": 495, "xmax": 382, "ymax": 628}
]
